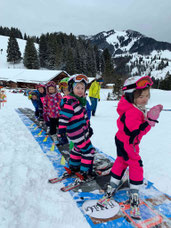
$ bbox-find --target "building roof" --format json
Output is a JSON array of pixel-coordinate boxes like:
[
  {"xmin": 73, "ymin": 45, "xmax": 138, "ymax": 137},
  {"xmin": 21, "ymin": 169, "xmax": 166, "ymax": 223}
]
[{"xmin": 0, "ymin": 69, "xmax": 69, "ymax": 84}]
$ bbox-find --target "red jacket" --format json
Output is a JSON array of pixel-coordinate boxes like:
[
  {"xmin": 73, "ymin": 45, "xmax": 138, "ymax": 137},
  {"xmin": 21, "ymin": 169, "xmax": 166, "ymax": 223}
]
[{"xmin": 43, "ymin": 92, "xmax": 62, "ymax": 118}]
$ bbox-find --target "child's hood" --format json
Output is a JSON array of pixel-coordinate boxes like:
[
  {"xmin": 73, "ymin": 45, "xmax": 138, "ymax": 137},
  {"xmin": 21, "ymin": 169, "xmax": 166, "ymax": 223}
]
[
  {"xmin": 117, "ymin": 95, "xmax": 134, "ymax": 116},
  {"xmin": 45, "ymin": 81, "xmax": 57, "ymax": 94}
]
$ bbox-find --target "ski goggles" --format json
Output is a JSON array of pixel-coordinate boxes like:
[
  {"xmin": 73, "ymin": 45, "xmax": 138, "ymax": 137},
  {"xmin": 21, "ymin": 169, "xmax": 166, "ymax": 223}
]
[
  {"xmin": 122, "ymin": 76, "xmax": 153, "ymax": 91},
  {"xmin": 36, "ymin": 84, "xmax": 45, "ymax": 89},
  {"xmin": 73, "ymin": 74, "xmax": 89, "ymax": 83},
  {"xmin": 59, "ymin": 82, "xmax": 68, "ymax": 90}
]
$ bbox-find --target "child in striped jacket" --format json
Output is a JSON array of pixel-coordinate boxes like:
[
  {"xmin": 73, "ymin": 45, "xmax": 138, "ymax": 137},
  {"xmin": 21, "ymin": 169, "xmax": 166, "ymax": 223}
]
[{"xmin": 58, "ymin": 74, "xmax": 94, "ymax": 178}]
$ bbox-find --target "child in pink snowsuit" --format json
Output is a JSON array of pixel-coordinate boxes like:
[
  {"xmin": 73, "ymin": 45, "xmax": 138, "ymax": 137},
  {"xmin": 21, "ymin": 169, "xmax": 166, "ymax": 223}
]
[
  {"xmin": 43, "ymin": 81, "xmax": 62, "ymax": 142},
  {"xmin": 103, "ymin": 76, "xmax": 163, "ymax": 211}
]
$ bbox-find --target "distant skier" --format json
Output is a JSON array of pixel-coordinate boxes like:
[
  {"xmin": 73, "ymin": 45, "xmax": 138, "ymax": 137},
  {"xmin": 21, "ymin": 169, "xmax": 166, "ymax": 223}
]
[
  {"xmin": 58, "ymin": 74, "xmax": 94, "ymax": 179},
  {"xmin": 88, "ymin": 76, "xmax": 104, "ymax": 116},
  {"xmin": 0, "ymin": 90, "xmax": 7, "ymax": 102},
  {"xmin": 43, "ymin": 81, "xmax": 62, "ymax": 143},
  {"xmin": 99, "ymin": 75, "xmax": 163, "ymax": 218},
  {"xmin": 0, "ymin": 89, "xmax": 7, "ymax": 108}
]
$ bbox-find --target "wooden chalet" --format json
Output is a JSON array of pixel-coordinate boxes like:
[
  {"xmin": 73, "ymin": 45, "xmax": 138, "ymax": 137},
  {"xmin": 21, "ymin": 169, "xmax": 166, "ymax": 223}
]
[{"xmin": 0, "ymin": 69, "xmax": 69, "ymax": 89}]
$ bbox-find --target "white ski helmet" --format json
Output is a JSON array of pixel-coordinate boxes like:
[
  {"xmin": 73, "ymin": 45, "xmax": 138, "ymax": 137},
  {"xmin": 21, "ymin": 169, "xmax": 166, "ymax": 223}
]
[
  {"xmin": 68, "ymin": 74, "xmax": 89, "ymax": 92},
  {"xmin": 122, "ymin": 75, "xmax": 153, "ymax": 103}
]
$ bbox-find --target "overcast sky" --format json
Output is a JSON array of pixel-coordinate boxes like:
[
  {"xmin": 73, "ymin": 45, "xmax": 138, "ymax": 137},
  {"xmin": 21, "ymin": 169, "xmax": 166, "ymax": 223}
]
[{"xmin": 1, "ymin": 0, "xmax": 171, "ymax": 42}]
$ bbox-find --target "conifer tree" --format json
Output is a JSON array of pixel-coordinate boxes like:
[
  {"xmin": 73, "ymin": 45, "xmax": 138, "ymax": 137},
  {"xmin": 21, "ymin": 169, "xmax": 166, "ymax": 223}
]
[
  {"xmin": 23, "ymin": 38, "xmax": 40, "ymax": 69},
  {"xmin": 65, "ymin": 48, "xmax": 76, "ymax": 75},
  {"xmin": 112, "ymin": 77, "xmax": 123, "ymax": 100},
  {"xmin": 46, "ymin": 39, "xmax": 56, "ymax": 69},
  {"xmin": 94, "ymin": 45, "xmax": 101, "ymax": 73},
  {"xmin": 24, "ymin": 33, "xmax": 27, "ymax": 40},
  {"xmin": 159, "ymin": 72, "xmax": 171, "ymax": 90},
  {"xmin": 102, "ymin": 48, "xmax": 115, "ymax": 84},
  {"xmin": 6, "ymin": 35, "xmax": 22, "ymax": 64},
  {"xmin": 39, "ymin": 34, "xmax": 48, "ymax": 68}
]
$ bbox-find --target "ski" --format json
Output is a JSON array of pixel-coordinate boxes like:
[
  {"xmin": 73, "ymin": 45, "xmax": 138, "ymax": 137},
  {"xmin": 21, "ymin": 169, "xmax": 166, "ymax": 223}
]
[
  {"xmin": 60, "ymin": 167, "xmax": 112, "ymax": 192},
  {"xmin": 48, "ymin": 161, "xmax": 112, "ymax": 184},
  {"xmin": 48, "ymin": 167, "xmax": 75, "ymax": 183},
  {"xmin": 60, "ymin": 173, "xmax": 96, "ymax": 192}
]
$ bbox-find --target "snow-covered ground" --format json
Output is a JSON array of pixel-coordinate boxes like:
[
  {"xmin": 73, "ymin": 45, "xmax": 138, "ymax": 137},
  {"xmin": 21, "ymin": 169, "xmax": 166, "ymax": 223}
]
[{"xmin": 0, "ymin": 88, "xmax": 171, "ymax": 228}]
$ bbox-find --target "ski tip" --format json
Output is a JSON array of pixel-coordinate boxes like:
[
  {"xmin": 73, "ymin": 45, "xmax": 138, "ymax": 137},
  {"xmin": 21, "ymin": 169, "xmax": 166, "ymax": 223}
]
[
  {"xmin": 48, "ymin": 179, "xmax": 56, "ymax": 184},
  {"xmin": 60, "ymin": 187, "xmax": 68, "ymax": 192},
  {"xmin": 64, "ymin": 167, "xmax": 72, "ymax": 175}
]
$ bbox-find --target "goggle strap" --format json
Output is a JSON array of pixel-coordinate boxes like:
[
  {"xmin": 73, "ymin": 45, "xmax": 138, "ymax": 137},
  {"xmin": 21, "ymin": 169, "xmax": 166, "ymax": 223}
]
[{"xmin": 122, "ymin": 83, "xmax": 136, "ymax": 91}]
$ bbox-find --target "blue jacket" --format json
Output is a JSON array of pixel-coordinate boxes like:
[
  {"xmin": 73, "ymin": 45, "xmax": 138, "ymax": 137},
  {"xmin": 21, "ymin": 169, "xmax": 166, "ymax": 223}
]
[{"xmin": 86, "ymin": 100, "xmax": 91, "ymax": 120}]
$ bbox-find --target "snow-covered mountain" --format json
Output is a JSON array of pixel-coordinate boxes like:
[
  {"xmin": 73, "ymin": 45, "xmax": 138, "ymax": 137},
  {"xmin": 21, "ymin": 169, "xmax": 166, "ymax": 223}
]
[
  {"xmin": 84, "ymin": 29, "xmax": 171, "ymax": 79},
  {"xmin": 87, "ymin": 29, "xmax": 171, "ymax": 55},
  {"xmin": 1, "ymin": 29, "xmax": 171, "ymax": 80}
]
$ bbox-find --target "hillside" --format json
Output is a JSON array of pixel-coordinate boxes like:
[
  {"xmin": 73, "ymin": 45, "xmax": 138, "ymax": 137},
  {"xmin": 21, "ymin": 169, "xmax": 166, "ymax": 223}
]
[
  {"xmin": 1, "ymin": 30, "xmax": 171, "ymax": 80},
  {"xmin": 0, "ymin": 35, "xmax": 38, "ymax": 69},
  {"xmin": 86, "ymin": 29, "xmax": 171, "ymax": 79}
]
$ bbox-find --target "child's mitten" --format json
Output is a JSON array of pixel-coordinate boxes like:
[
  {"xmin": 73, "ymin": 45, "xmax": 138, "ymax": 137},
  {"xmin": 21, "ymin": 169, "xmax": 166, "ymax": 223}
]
[{"xmin": 147, "ymin": 104, "xmax": 163, "ymax": 126}]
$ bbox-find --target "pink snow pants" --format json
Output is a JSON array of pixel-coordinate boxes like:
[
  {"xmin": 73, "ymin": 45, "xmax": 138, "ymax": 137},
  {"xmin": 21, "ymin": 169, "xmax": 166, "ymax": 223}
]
[{"xmin": 111, "ymin": 136, "xmax": 143, "ymax": 185}]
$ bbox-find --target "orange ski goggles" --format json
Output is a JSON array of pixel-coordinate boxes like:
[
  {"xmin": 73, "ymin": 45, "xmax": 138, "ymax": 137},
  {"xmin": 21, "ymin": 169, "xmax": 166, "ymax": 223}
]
[
  {"xmin": 122, "ymin": 76, "xmax": 153, "ymax": 91},
  {"xmin": 74, "ymin": 74, "xmax": 89, "ymax": 83}
]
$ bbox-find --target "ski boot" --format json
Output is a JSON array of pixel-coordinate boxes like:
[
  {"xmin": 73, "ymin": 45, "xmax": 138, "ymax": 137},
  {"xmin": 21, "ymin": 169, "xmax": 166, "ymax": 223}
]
[
  {"xmin": 39, "ymin": 121, "xmax": 44, "ymax": 127},
  {"xmin": 51, "ymin": 134, "xmax": 59, "ymax": 144},
  {"xmin": 46, "ymin": 126, "xmax": 50, "ymax": 134},
  {"xmin": 58, "ymin": 165, "xmax": 80, "ymax": 180},
  {"xmin": 57, "ymin": 134, "xmax": 68, "ymax": 146},
  {"xmin": 38, "ymin": 117, "xmax": 44, "ymax": 127},
  {"xmin": 105, "ymin": 184, "xmax": 117, "ymax": 198},
  {"xmin": 74, "ymin": 170, "xmax": 94, "ymax": 185},
  {"xmin": 61, "ymin": 166, "xmax": 79, "ymax": 178},
  {"xmin": 130, "ymin": 191, "xmax": 141, "ymax": 220},
  {"xmin": 69, "ymin": 165, "xmax": 80, "ymax": 173}
]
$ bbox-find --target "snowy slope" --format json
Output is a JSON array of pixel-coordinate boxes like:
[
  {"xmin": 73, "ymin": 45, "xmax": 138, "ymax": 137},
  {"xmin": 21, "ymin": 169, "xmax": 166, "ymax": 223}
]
[
  {"xmin": 89, "ymin": 30, "xmax": 171, "ymax": 79},
  {"xmin": 0, "ymin": 91, "xmax": 89, "ymax": 228},
  {"xmin": 0, "ymin": 88, "xmax": 171, "ymax": 228},
  {"xmin": 0, "ymin": 35, "xmax": 38, "ymax": 69}
]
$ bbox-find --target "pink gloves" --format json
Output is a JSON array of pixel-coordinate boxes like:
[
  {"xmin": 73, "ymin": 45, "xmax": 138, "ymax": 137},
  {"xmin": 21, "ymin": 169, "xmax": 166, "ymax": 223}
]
[{"xmin": 147, "ymin": 104, "xmax": 163, "ymax": 127}]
